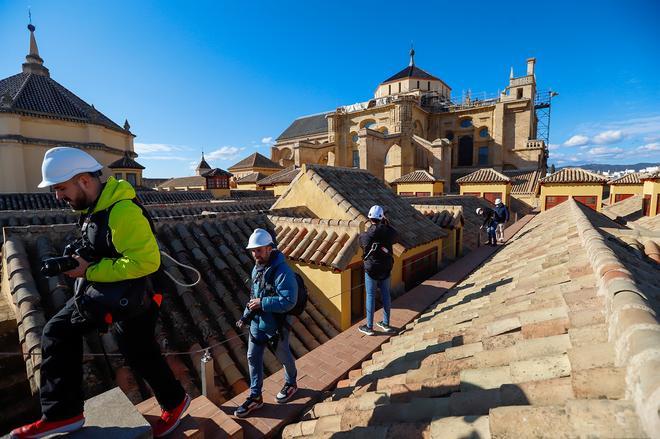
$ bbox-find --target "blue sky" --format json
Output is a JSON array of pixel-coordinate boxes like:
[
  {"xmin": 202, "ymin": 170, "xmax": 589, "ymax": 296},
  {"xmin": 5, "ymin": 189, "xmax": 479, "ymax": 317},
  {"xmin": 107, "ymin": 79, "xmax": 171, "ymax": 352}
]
[{"xmin": 1, "ymin": 0, "xmax": 659, "ymax": 177}]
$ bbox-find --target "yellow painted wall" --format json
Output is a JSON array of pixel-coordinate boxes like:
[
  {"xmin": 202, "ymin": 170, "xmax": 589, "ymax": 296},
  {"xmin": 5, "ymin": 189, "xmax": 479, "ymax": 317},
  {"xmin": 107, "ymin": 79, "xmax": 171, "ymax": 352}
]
[
  {"xmin": 260, "ymin": 183, "xmax": 290, "ymax": 197},
  {"xmin": 0, "ymin": 113, "xmax": 133, "ymax": 192},
  {"xmin": 540, "ymin": 183, "xmax": 604, "ymax": 212},
  {"xmin": 112, "ymin": 169, "xmax": 143, "ymax": 187},
  {"xmin": 643, "ymin": 180, "xmax": 660, "ymax": 217},
  {"xmin": 235, "ymin": 182, "xmax": 262, "ymax": 191},
  {"xmin": 395, "ymin": 181, "xmax": 443, "ymax": 196},
  {"xmin": 272, "ymin": 169, "xmax": 353, "ymax": 220},
  {"xmin": 459, "ymin": 182, "xmax": 511, "ymax": 205},
  {"xmin": 609, "ymin": 184, "xmax": 643, "ymax": 204},
  {"xmin": 291, "ymin": 262, "xmax": 348, "ymax": 330}
]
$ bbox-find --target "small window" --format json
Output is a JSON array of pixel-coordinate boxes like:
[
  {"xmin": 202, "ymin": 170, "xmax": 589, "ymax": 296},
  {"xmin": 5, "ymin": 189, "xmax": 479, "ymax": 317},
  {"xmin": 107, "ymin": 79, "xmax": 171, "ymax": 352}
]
[
  {"xmin": 479, "ymin": 128, "xmax": 489, "ymax": 138},
  {"xmin": 445, "ymin": 130, "xmax": 454, "ymax": 141},
  {"xmin": 388, "ymin": 84, "xmax": 391, "ymax": 94},
  {"xmin": 427, "ymin": 81, "xmax": 431, "ymax": 90},
  {"xmin": 352, "ymin": 150, "xmax": 360, "ymax": 168},
  {"xmin": 516, "ymin": 88, "xmax": 523, "ymax": 99},
  {"xmin": 417, "ymin": 80, "xmax": 420, "ymax": 89},
  {"xmin": 478, "ymin": 146, "xmax": 489, "ymax": 165},
  {"xmin": 352, "ymin": 134, "xmax": 359, "ymax": 143},
  {"xmin": 460, "ymin": 118, "xmax": 473, "ymax": 128},
  {"xmin": 114, "ymin": 173, "xmax": 122, "ymax": 180},
  {"xmin": 398, "ymin": 83, "xmax": 401, "ymax": 93},
  {"xmin": 126, "ymin": 173, "xmax": 137, "ymax": 187}
]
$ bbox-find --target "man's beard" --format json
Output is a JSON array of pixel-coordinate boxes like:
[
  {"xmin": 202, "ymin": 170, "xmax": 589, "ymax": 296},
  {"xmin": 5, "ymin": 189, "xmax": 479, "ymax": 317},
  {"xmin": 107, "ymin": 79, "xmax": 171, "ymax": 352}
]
[{"xmin": 64, "ymin": 192, "xmax": 90, "ymax": 210}]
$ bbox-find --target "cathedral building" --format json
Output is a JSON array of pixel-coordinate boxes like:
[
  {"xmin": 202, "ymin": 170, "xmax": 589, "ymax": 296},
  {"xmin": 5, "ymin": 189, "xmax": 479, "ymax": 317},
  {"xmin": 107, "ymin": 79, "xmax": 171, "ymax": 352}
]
[{"xmin": 272, "ymin": 49, "xmax": 548, "ymax": 189}]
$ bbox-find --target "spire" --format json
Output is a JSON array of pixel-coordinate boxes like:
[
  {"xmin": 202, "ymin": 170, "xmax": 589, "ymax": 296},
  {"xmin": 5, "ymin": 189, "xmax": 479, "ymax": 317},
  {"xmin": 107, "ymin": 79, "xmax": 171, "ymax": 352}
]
[
  {"xmin": 22, "ymin": 22, "xmax": 49, "ymax": 76},
  {"xmin": 123, "ymin": 119, "xmax": 131, "ymax": 131},
  {"xmin": 509, "ymin": 66, "xmax": 514, "ymax": 79},
  {"xmin": 409, "ymin": 44, "xmax": 415, "ymax": 67}
]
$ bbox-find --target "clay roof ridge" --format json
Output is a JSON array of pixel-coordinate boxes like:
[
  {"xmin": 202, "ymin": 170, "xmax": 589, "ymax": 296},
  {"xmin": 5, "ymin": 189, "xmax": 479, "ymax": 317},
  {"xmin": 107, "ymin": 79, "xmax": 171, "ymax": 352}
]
[{"xmin": 456, "ymin": 168, "xmax": 511, "ymax": 184}]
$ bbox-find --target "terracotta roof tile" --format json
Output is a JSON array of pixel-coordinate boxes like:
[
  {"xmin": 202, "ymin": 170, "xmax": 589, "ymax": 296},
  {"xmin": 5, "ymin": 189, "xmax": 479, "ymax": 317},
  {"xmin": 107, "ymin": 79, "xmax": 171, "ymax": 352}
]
[
  {"xmin": 608, "ymin": 173, "xmax": 641, "ymax": 185},
  {"xmin": 503, "ymin": 169, "xmax": 543, "ymax": 194},
  {"xmin": 392, "ymin": 170, "xmax": 441, "ymax": 184},
  {"xmin": 155, "ymin": 176, "xmax": 206, "ymax": 190},
  {"xmin": 456, "ymin": 168, "xmax": 511, "ymax": 184},
  {"xmin": 229, "ymin": 152, "xmax": 283, "ymax": 171},
  {"xmin": 282, "ymin": 198, "xmax": 659, "ymax": 438},
  {"xmin": 413, "ymin": 205, "xmax": 464, "ymax": 230},
  {"xmin": 235, "ymin": 172, "xmax": 267, "ymax": 184},
  {"xmin": 540, "ymin": 168, "xmax": 608, "ymax": 184},
  {"xmin": 284, "ymin": 165, "xmax": 447, "ymax": 250},
  {"xmin": 257, "ymin": 166, "xmax": 300, "ymax": 186}
]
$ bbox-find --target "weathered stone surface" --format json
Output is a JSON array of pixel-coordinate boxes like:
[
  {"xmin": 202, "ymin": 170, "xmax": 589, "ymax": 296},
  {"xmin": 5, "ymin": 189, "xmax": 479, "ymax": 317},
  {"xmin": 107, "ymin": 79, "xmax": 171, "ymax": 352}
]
[
  {"xmin": 510, "ymin": 354, "xmax": 571, "ymax": 383},
  {"xmin": 568, "ymin": 324, "xmax": 608, "ymax": 347},
  {"xmin": 571, "ymin": 367, "xmax": 625, "ymax": 399},
  {"xmin": 567, "ymin": 343, "xmax": 615, "ymax": 370},
  {"xmin": 430, "ymin": 415, "xmax": 490, "ymax": 438},
  {"xmin": 489, "ymin": 406, "xmax": 573, "ymax": 438},
  {"xmin": 460, "ymin": 366, "xmax": 512, "ymax": 390},
  {"xmin": 565, "ymin": 399, "xmax": 646, "ymax": 438}
]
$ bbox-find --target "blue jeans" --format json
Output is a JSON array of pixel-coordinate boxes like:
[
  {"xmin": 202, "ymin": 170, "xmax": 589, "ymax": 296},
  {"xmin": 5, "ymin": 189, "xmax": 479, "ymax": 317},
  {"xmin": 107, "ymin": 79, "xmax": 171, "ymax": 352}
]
[
  {"xmin": 247, "ymin": 328, "xmax": 297, "ymax": 398},
  {"xmin": 486, "ymin": 224, "xmax": 497, "ymax": 242},
  {"xmin": 365, "ymin": 273, "xmax": 391, "ymax": 328}
]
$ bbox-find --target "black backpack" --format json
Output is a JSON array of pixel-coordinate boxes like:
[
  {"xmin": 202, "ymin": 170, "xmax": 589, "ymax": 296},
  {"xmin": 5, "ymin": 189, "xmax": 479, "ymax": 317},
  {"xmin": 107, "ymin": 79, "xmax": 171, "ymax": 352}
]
[{"xmin": 289, "ymin": 272, "xmax": 308, "ymax": 316}]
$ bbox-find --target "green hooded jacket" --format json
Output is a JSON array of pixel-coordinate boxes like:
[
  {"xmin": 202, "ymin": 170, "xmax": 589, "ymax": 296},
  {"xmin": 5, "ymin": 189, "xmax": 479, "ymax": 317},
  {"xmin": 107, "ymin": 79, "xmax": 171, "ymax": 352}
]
[{"xmin": 83, "ymin": 177, "xmax": 161, "ymax": 283}]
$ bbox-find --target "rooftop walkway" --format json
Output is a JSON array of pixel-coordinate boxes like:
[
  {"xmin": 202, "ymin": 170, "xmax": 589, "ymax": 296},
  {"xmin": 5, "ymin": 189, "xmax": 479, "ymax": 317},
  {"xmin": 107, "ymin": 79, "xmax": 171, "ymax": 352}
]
[{"xmin": 215, "ymin": 215, "xmax": 534, "ymax": 438}]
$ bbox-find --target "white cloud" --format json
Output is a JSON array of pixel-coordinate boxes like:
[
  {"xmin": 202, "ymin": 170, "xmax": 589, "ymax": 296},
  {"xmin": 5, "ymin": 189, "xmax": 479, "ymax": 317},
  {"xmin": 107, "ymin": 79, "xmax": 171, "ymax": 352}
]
[
  {"xmin": 563, "ymin": 135, "xmax": 589, "ymax": 147},
  {"xmin": 261, "ymin": 136, "xmax": 273, "ymax": 144},
  {"xmin": 547, "ymin": 143, "xmax": 561, "ymax": 150},
  {"xmin": 134, "ymin": 142, "xmax": 180, "ymax": 154},
  {"xmin": 206, "ymin": 146, "xmax": 245, "ymax": 161},
  {"xmin": 593, "ymin": 130, "xmax": 624, "ymax": 144},
  {"xmin": 638, "ymin": 142, "xmax": 660, "ymax": 152},
  {"xmin": 588, "ymin": 146, "xmax": 624, "ymax": 156}
]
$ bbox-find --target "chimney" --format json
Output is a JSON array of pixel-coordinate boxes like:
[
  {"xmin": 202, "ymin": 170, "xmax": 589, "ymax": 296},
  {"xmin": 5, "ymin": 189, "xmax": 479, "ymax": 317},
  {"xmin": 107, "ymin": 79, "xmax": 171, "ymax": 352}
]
[{"xmin": 526, "ymin": 57, "xmax": 536, "ymax": 76}]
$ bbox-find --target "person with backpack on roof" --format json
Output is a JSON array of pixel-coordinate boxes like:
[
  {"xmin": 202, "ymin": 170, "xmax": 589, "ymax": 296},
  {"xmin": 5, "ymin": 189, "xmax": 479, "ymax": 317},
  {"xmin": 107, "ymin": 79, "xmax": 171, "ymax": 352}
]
[
  {"xmin": 11, "ymin": 147, "xmax": 189, "ymax": 439},
  {"xmin": 358, "ymin": 205, "xmax": 399, "ymax": 336},
  {"xmin": 493, "ymin": 198, "xmax": 510, "ymax": 243},
  {"xmin": 476, "ymin": 206, "xmax": 498, "ymax": 246},
  {"xmin": 234, "ymin": 228, "xmax": 299, "ymax": 418}
]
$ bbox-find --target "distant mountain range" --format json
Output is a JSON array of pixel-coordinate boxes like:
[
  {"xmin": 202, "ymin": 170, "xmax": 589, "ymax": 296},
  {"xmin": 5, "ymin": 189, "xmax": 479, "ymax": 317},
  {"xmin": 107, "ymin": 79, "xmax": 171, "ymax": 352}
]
[{"xmin": 556, "ymin": 163, "xmax": 659, "ymax": 173}]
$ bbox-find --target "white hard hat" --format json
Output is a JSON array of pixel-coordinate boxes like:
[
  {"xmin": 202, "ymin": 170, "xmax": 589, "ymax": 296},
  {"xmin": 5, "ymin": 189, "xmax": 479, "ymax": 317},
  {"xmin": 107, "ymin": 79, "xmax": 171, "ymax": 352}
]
[
  {"xmin": 38, "ymin": 147, "xmax": 103, "ymax": 188},
  {"xmin": 495, "ymin": 198, "xmax": 502, "ymax": 205},
  {"xmin": 246, "ymin": 228, "xmax": 274, "ymax": 249},
  {"xmin": 368, "ymin": 205, "xmax": 384, "ymax": 220},
  {"xmin": 476, "ymin": 208, "xmax": 483, "ymax": 214}
]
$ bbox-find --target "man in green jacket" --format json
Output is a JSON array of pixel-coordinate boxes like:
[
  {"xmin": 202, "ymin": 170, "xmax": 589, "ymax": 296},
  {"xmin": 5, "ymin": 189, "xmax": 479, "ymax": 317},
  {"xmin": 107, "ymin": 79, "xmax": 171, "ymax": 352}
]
[{"xmin": 11, "ymin": 147, "xmax": 189, "ymax": 439}]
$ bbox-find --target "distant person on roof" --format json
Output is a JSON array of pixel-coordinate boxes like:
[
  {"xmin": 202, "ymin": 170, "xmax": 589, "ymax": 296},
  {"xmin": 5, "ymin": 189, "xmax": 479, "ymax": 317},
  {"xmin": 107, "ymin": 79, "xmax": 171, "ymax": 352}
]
[
  {"xmin": 358, "ymin": 205, "xmax": 399, "ymax": 336},
  {"xmin": 493, "ymin": 198, "xmax": 510, "ymax": 243}
]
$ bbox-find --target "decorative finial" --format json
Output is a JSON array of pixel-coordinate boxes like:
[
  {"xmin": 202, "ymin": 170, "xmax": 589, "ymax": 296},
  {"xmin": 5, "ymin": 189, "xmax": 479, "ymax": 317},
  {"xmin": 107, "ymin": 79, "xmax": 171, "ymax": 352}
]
[
  {"xmin": 409, "ymin": 43, "xmax": 415, "ymax": 67},
  {"xmin": 22, "ymin": 17, "xmax": 49, "ymax": 77},
  {"xmin": 123, "ymin": 119, "xmax": 131, "ymax": 131},
  {"xmin": 509, "ymin": 66, "xmax": 514, "ymax": 79}
]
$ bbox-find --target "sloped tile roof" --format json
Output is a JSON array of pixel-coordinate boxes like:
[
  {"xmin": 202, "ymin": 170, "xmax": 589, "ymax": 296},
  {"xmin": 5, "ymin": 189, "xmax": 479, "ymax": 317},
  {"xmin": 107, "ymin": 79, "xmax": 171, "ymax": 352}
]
[
  {"xmin": 202, "ymin": 168, "xmax": 232, "ymax": 178},
  {"xmin": 2, "ymin": 213, "xmax": 341, "ymax": 411},
  {"xmin": 155, "ymin": 176, "xmax": 206, "ymax": 190},
  {"xmin": 282, "ymin": 198, "xmax": 658, "ymax": 438},
  {"xmin": 107, "ymin": 153, "xmax": 145, "ymax": 170},
  {"xmin": 0, "ymin": 193, "xmax": 67, "ymax": 210},
  {"xmin": 229, "ymin": 152, "xmax": 282, "ymax": 171},
  {"xmin": 269, "ymin": 216, "xmax": 361, "ymax": 270},
  {"xmin": 406, "ymin": 195, "xmax": 494, "ymax": 253},
  {"xmin": 503, "ymin": 169, "xmax": 543, "ymax": 194},
  {"xmin": 293, "ymin": 165, "xmax": 447, "ymax": 250},
  {"xmin": 608, "ymin": 173, "xmax": 641, "ymax": 185},
  {"xmin": 257, "ymin": 166, "xmax": 300, "ymax": 186},
  {"xmin": 276, "ymin": 112, "xmax": 331, "ymax": 141},
  {"xmin": 412, "ymin": 205, "xmax": 463, "ymax": 230},
  {"xmin": 235, "ymin": 172, "xmax": 267, "ymax": 184},
  {"xmin": 456, "ymin": 168, "xmax": 511, "ymax": 184},
  {"xmin": 602, "ymin": 194, "xmax": 643, "ymax": 224},
  {"xmin": 540, "ymin": 168, "xmax": 608, "ymax": 184},
  {"xmin": 382, "ymin": 65, "xmax": 440, "ymax": 83},
  {"xmin": 392, "ymin": 170, "xmax": 440, "ymax": 184},
  {"xmin": 0, "ymin": 72, "xmax": 126, "ymax": 133},
  {"xmin": 137, "ymin": 190, "xmax": 214, "ymax": 204}
]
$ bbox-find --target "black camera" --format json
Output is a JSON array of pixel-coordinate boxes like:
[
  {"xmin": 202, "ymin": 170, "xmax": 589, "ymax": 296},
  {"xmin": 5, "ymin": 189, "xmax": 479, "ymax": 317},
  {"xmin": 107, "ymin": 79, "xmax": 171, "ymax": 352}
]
[{"xmin": 40, "ymin": 240, "xmax": 97, "ymax": 277}]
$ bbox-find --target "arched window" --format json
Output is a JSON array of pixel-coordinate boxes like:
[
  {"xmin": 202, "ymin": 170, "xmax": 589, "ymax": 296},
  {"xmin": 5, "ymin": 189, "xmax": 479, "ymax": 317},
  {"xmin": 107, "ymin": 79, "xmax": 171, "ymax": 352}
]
[
  {"xmin": 365, "ymin": 121, "xmax": 376, "ymax": 130},
  {"xmin": 360, "ymin": 119, "xmax": 376, "ymax": 130},
  {"xmin": 458, "ymin": 136, "xmax": 473, "ymax": 166},
  {"xmin": 460, "ymin": 118, "xmax": 473, "ymax": 128},
  {"xmin": 350, "ymin": 132, "xmax": 359, "ymax": 144},
  {"xmin": 479, "ymin": 127, "xmax": 489, "ymax": 138}
]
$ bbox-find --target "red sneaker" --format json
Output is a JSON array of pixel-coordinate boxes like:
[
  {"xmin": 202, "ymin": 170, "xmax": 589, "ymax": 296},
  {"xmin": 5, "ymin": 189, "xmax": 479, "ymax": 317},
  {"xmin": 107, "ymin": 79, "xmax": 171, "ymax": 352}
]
[
  {"xmin": 10, "ymin": 413, "xmax": 85, "ymax": 438},
  {"xmin": 152, "ymin": 394, "xmax": 191, "ymax": 438}
]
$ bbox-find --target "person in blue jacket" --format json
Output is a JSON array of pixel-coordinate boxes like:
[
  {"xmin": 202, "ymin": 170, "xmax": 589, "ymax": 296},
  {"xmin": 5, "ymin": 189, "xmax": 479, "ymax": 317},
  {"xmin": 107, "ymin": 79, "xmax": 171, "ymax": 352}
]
[
  {"xmin": 493, "ymin": 198, "xmax": 510, "ymax": 243},
  {"xmin": 234, "ymin": 228, "xmax": 298, "ymax": 418}
]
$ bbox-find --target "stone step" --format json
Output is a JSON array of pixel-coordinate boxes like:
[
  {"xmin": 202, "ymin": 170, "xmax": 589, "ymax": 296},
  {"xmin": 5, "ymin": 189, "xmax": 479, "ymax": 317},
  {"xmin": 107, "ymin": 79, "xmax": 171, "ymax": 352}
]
[
  {"xmin": 283, "ymin": 422, "xmax": 430, "ymax": 438},
  {"xmin": 67, "ymin": 387, "xmax": 152, "ymax": 439},
  {"xmin": 488, "ymin": 400, "xmax": 647, "ymax": 438}
]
